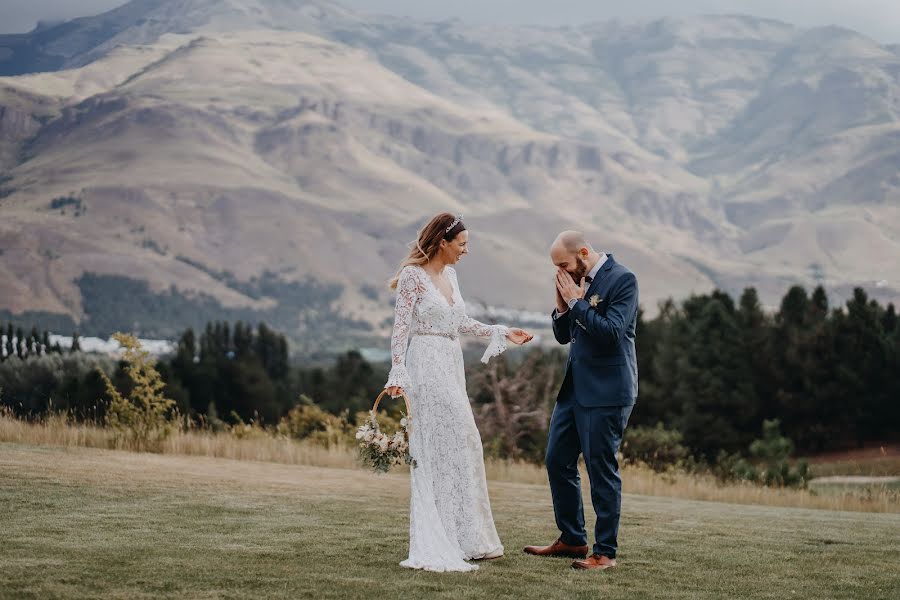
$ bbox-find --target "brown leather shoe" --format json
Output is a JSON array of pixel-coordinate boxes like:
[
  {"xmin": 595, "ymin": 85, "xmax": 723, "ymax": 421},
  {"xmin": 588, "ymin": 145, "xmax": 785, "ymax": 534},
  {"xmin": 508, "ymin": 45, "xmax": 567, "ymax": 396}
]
[
  {"xmin": 523, "ymin": 538, "xmax": 589, "ymax": 558},
  {"xmin": 572, "ymin": 553, "xmax": 617, "ymax": 570}
]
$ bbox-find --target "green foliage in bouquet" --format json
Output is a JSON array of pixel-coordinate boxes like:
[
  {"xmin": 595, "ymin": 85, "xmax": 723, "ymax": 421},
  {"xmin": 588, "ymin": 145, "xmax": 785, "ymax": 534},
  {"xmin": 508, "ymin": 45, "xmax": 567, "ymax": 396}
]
[{"xmin": 356, "ymin": 412, "xmax": 416, "ymax": 473}]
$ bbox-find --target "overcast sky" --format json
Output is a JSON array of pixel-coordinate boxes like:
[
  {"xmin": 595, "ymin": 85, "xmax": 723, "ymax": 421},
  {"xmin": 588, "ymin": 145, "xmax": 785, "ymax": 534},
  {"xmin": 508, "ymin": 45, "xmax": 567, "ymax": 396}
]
[{"xmin": 1, "ymin": 0, "xmax": 898, "ymax": 43}]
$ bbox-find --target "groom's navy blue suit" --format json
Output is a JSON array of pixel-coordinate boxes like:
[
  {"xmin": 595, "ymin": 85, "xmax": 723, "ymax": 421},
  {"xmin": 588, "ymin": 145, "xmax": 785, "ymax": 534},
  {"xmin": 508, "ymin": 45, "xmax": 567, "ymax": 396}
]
[{"xmin": 548, "ymin": 253, "xmax": 638, "ymax": 558}]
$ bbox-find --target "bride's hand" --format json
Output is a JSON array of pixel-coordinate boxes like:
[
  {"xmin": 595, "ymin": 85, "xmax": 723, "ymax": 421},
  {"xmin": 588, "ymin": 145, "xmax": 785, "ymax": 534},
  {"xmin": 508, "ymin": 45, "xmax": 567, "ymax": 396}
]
[
  {"xmin": 506, "ymin": 327, "xmax": 534, "ymax": 345},
  {"xmin": 386, "ymin": 386, "xmax": 404, "ymax": 398}
]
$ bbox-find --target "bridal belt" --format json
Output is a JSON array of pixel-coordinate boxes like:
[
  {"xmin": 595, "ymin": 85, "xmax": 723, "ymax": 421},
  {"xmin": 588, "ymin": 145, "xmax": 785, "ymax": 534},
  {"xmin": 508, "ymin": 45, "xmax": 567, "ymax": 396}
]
[{"xmin": 413, "ymin": 330, "xmax": 459, "ymax": 340}]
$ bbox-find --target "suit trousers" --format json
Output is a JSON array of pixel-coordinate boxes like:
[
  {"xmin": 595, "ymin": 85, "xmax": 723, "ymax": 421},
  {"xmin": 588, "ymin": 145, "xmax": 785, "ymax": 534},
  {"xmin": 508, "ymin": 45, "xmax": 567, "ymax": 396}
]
[{"xmin": 545, "ymin": 373, "xmax": 633, "ymax": 557}]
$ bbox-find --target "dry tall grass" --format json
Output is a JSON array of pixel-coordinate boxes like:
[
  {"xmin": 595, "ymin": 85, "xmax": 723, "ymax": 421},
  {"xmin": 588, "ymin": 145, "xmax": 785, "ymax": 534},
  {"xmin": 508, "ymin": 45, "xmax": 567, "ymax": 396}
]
[{"xmin": 1, "ymin": 411, "xmax": 896, "ymax": 513}]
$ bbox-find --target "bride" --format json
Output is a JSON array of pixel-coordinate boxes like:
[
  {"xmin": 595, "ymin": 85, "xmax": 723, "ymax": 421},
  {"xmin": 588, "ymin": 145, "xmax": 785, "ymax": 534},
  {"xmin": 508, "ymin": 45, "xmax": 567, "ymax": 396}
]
[{"xmin": 385, "ymin": 212, "xmax": 534, "ymax": 572}]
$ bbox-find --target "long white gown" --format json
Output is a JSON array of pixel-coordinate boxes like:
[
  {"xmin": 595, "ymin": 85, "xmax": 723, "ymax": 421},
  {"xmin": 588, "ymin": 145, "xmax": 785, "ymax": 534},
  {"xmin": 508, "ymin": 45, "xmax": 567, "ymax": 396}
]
[{"xmin": 385, "ymin": 264, "xmax": 510, "ymax": 572}]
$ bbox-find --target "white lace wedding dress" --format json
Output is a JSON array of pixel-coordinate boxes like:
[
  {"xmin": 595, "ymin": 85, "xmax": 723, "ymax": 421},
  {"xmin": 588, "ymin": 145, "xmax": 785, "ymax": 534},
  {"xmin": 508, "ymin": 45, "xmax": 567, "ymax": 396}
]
[{"xmin": 385, "ymin": 264, "xmax": 510, "ymax": 572}]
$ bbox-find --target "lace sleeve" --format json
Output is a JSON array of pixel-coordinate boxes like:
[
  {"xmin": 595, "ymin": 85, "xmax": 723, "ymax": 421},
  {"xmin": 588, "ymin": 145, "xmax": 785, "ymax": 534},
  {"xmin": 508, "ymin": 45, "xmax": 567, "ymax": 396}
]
[
  {"xmin": 385, "ymin": 266, "xmax": 423, "ymax": 390},
  {"xmin": 449, "ymin": 268, "xmax": 510, "ymax": 364}
]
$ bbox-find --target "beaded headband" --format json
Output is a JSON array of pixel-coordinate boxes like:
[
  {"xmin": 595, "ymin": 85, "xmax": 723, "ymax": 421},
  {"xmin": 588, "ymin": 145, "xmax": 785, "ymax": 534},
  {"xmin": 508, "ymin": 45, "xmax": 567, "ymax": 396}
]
[{"xmin": 445, "ymin": 215, "xmax": 463, "ymax": 233}]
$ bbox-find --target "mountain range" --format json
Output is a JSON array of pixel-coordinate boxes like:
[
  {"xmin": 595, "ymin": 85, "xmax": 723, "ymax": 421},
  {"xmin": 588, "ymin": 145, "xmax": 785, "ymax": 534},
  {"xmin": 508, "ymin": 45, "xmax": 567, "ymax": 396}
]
[{"xmin": 1, "ymin": 0, "xmax": 898, "ymax": 349}]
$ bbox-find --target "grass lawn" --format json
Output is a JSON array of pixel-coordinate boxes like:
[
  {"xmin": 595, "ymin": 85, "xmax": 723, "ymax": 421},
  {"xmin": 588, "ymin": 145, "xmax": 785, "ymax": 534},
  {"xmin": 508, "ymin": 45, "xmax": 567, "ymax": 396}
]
[{"xmin": 1, "ymin": 441, "xmax": 898, "ymax": 600}]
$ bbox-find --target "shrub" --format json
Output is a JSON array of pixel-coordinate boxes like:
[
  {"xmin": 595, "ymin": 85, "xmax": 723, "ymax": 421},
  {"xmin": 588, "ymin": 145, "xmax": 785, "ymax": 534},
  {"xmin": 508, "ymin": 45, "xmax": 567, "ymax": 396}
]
[
  {"xmin": 99, "ymin": 333, "xmax": 178, "ymax": 451},
  {"xmin": 276, "ymin": 395, "xmax": 353, "ymax": 447},
  {"xmin": 713, "ymin": 420, "xmax": 810, "ymax": 488},
  {"xmin": 713, "ymin": 450, "xmax": 760, "ymax": 483},
  {"xmin": 622, "ymin": 423, "xmax": 691, "ymax": 472},
  {"xmin": 227, "ymin": 411, "xmax": 271, "ymax": 440},
  {"xmin": 749, "ymin": 419, "xmax": 811, "ymax": 488}
]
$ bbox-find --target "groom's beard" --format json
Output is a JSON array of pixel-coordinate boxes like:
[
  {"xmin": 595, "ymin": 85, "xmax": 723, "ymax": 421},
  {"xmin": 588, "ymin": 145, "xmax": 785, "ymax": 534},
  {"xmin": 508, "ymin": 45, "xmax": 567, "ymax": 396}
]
[{"xmin": 569, "ymin": 255, "xmax": 589, "ymax": 281}]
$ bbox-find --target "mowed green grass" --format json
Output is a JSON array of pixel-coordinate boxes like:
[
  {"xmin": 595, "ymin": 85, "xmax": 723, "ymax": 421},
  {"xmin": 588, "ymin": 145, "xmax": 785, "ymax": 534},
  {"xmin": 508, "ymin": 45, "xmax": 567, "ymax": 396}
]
[{"xmin": 1, "ymin": 442, "xmax": 898, "ymax": 600}]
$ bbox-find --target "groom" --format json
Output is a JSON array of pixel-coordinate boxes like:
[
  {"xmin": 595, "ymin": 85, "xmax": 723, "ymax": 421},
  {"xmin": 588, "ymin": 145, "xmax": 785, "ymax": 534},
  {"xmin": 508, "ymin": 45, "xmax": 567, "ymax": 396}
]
[{"xmin": 525, "ymin": 231, "xmax": 639, "ymax": 571}]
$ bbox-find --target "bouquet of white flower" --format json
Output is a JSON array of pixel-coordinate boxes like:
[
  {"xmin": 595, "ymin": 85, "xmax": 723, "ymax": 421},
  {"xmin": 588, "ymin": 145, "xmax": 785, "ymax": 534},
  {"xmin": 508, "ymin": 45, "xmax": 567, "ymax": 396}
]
[{"xmin": 357, "ymin": 390, "xmax": 417, "ymax": 473}]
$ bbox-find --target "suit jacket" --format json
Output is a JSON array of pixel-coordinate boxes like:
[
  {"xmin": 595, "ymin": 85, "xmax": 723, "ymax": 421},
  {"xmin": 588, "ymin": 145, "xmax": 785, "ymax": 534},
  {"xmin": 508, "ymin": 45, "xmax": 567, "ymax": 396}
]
[{"xmin": 551, "ymin": 254, "xmax": 639, "ymax": 407}]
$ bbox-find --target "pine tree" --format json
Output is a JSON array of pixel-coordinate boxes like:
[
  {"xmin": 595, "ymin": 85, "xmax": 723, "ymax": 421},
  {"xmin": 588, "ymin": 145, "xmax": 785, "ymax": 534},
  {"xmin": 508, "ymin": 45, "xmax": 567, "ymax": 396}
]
[
  {"xmin": 738, "ymin": 287, "xmax": 775, "ymax": 422},
  {"xmin": 201, "ymin": 322, "xmax": 215, "ymax": 359},
  {"xmin": 883, "ymin": 304, "xmax": 897, "ymax": 335},
  {"xmin": 836, "ymin": 288, "xmax": 888, "ymax": 446},
  {"xmin": 15, "ymin": 327, "xmax": 25, "ymax": 359},
  {"xmin": 770, "ymin": 286, "xmax": 814, "ymax": 444},
  {"xmin": 780, "ymin": 286, "xmax": 838, "ymax": 452},
  {"xmin": 777, "ymin": 286, "xmax": 810, "ymax": 328},
  {"xmin": 70, "ymin": 331, "xmax": 81, "ymax": 353},
  {"xmin": 233, "ymin": 321, "xmax": 252, "ymax": 358},
  {"xmin": 5, "ymin": 323, "xmax": 13, "ymax": 358},
  {"xmin": 654, "ymin": 292, "xmax": 758, "ymax": 460},
  {"xmin": 30, "ymin": 326, "xmax": 41, "ymax": 356},
  {"xmin": 889, "ymin": 320, "xmax": 900, "ymax": 432},
  {"xmin": 222, "ymin": 321, "xmax": 232, "ymax": 357},
  {"xmin": 213, "ymin": 321, "xmax": 225, "ymax": 355},
  {"xmin": 177, "ymin": 328, "xmax": 197, "ymax": 363},
  {"xmin": 811, "ymin": 285, "xmax": 829, "ymax": 317},
  {"xmin": 256, "ymin": 323, "xmax": 288, "ymax": 380}
]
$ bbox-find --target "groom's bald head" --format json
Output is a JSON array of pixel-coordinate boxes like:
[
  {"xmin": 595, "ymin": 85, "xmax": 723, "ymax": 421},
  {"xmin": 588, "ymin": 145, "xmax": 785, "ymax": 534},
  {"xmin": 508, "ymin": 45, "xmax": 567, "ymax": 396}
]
[
  {"xmin": 551, "ymin": 230, "xmax": 598, "ymax": 281},
  {"xmin": 553, "ymin": 231, "xmax": 591, "ymax": 253}
]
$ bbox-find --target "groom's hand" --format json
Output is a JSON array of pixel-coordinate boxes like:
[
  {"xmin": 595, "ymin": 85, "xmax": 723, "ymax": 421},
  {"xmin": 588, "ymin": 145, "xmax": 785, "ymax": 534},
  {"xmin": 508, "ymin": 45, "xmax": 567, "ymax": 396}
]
[
  {"xmin": 555, "ymin": 285, "xmax": 568, "ymax": 313},
  {"xmin": 556, "ymin": 268, "xmax": 586, "ymax": 304}
]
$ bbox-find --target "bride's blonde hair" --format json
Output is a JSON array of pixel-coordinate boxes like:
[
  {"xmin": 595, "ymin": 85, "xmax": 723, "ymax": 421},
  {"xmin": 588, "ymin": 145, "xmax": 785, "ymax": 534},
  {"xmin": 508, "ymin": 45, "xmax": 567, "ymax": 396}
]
[{"xmin": 389, "ymin": 212, "xmax": 466, "ymax": 290}]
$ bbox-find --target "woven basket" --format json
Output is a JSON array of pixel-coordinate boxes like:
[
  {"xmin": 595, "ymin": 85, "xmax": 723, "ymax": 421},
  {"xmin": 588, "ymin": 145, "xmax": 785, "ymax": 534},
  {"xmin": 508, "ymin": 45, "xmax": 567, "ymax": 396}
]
[{"xmin": 371, "ymin": 389, "xmax": 412, "ymax": 436}]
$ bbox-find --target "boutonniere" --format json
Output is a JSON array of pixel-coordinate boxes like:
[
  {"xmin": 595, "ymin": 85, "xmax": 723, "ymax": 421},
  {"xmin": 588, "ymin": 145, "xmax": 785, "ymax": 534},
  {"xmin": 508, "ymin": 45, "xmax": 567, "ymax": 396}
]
[{"xmin": 589, "ymin": 294, "xmax": 602, "ymax": 308}]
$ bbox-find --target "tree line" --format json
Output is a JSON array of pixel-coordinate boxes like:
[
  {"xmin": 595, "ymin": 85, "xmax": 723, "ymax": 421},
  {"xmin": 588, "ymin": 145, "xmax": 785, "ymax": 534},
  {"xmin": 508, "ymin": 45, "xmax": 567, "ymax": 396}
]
[
  {"xmin": 0, "ymin": 319, "xmax": 384, "ymax": 428},
  {"xmin": 0, "ymin": 323, "xmax": 81, "ymax": 359},
  {"xmin": 1, "ymin": 284, "xmax": 898, "ymax": 462},
  {"xmin": 634, "ymin": 285, "xmax": 899, "ymax": 458}
]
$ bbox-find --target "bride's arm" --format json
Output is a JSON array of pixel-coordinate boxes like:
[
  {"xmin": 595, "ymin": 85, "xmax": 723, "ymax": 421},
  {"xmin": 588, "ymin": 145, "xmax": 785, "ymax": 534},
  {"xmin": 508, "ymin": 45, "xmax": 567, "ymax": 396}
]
[
  {"xmin": 458, "ymin": 313, "xmax": 510, "ymax": 339},
  {"xmin": 385, "ymin": 266, "xmax": 422, "ymax": 391},
  {"xmin": 450, "ymin": 268, "xmax": 511, "ymax": 363},
  {"xmin": 460, "ymin": 314, "xmax": 510, "ymax": 365}
]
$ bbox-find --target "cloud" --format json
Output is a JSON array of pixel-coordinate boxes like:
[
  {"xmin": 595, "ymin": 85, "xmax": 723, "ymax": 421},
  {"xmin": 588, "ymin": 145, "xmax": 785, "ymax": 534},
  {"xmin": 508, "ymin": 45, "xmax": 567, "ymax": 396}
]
[{"xmin": 2, "ymin": 0, "xmax": 898, "ymax": 43}]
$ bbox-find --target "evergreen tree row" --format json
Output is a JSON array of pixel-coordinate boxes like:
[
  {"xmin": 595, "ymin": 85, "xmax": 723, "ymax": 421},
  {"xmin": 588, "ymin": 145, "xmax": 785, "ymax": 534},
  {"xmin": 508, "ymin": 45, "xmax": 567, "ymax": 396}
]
[
  {"xmin": 634, "ymin": 286, "xmax": 900, "ymax": 457},
  {"xmin": 0, "ymin": 322, "xmax": 81, "ymax": 360},
  {"xmin": 2, "ymin": 283, "xmax": 898, "ymax": 460}
]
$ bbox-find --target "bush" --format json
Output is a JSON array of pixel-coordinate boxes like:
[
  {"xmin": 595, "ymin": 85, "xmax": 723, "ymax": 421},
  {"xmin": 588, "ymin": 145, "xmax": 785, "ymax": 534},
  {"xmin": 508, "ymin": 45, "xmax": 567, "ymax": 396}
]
[
  {"xmin": 226, "ymin": 411, "xmax": 271, "ymax": 440},
  {"xmin": 750, "ymin": 419, "xmax": 810, "ymax": 487},
  {"xmin": 99, "ymin": 333, "xmax": 179, "ymax": 451},
  {"xmin": 622, "ymin": 423, "xmax": 691, "ymax": 472},
  {"xmin": 713, "ymin": 450, "xmax": 760, "ymax": 484},
  {"xmin": 713, "ymin": 420, "xmax": 810, "ymax": 488},
  {"xmin": 276, "ymin": 395, "xmax": 353, "ymax": 447}
]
